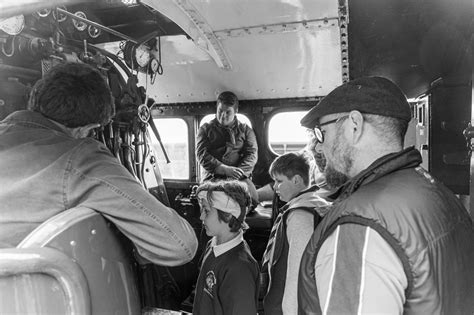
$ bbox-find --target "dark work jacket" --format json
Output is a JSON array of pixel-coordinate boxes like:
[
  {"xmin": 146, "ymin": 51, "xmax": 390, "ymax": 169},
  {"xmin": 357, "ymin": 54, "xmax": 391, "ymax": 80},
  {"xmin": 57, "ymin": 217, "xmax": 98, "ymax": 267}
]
[
  {"xmin": 298, "ymin": 147, "xmax": 474, "ymax": 315},
  {"xmin": 196, "ymin": 118, "xmax": 258, "ymax": 181}
]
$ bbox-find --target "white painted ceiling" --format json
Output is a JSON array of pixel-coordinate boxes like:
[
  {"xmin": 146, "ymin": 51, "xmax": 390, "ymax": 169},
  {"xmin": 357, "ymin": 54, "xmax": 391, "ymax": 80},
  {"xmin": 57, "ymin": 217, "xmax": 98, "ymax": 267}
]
[{"xmin": 139, "ymin": 0, "xmax": 343, "ymax": 103}]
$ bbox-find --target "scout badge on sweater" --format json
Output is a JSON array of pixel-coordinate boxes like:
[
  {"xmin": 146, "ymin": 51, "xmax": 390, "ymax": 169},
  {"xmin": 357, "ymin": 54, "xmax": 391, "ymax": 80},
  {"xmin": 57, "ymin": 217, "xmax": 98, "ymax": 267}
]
[{"xmin": 204, "ymin": 271, "xmax": 216, "ymax": 297}]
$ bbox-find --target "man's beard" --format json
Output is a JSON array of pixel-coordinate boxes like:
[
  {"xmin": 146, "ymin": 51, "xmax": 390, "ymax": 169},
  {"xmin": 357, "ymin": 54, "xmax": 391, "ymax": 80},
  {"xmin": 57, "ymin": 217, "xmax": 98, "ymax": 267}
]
[
  {"xmin": 325, "ymin": 163, "xmax": 350, "ymax": 190},
  {"xmin": 314, "ymin": 151, "xmax": 326, "ymax": 172},
  {"xmin": 324, "ymin": 129, "xmax": 353, "ymax": 189}
]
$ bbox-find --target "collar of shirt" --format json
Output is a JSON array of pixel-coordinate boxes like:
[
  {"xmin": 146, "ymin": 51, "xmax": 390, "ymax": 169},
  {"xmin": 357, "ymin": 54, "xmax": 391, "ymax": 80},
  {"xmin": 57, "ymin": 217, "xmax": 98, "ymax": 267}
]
[{"xmin": 210, "ymin": 231, "xmax": 244, "ymax": 257}]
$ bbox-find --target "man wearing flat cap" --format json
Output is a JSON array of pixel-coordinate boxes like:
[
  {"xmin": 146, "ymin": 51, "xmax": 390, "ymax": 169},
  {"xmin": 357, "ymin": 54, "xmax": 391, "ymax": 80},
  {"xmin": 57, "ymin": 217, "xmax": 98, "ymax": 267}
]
[{"xmin": 297, "ymin": 77, "xmax": 474, "ymax": 314}]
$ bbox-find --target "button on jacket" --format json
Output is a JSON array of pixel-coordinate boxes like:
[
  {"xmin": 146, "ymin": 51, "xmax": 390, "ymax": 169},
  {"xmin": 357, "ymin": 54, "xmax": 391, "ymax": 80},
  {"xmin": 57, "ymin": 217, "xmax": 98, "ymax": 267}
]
[{"xmin": 0, "ymin": 110, "xmax": 198, "ymax": 266}]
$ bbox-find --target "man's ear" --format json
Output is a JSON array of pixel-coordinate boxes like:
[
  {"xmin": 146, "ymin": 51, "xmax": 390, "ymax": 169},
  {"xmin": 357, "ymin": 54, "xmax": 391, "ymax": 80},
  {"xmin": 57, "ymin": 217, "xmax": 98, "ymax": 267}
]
[
  {"xmin": 70, "ymin": 123, "xmax": 100, "ymax": 139},
  {"xmin": 348, "ymin": 110, "xmax": 364, "ymax": 143}
]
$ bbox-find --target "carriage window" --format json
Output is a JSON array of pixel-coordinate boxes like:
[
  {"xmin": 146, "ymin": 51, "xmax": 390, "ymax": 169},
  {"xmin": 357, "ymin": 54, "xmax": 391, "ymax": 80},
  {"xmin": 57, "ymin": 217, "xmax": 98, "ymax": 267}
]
[
  {"xmin": 199, "ymin": 114, "xmax": 252, "ymax": 127},
  {"xmin": 148, "ymin": 118, "xmax": 189, "ymax": 179},
  {"xmin": 268, "ymin": 111, "xmax": 310, "ymax": 155}
]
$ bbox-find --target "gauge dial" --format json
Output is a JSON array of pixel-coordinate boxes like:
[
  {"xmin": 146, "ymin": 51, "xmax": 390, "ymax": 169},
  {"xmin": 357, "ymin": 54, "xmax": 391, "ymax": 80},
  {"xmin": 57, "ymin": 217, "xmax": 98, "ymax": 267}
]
[
  {"xmin": 150, "ymin": 58, "xmax": 159, "ymax": 73},
  {"xmin": 0, "ymin": 15, "xmax": 25, "ymax": 35},
  {"xmin": 134, "ymin": 44, "xmax": 151, "ymax": 68},
  {"xmin": 72, "ymin": 11, "xmax": 88, "ymax": 31},
  {"xmin": 88, "ymin": 25, "xmax": 101, "ymax": 38},
  {"xmin": 52, "ymin": 6, "xmax": 67, "ymax": 22},
  {"xmin": 36, "ymin": 8, "xmax": 51, "ymax": 18}
]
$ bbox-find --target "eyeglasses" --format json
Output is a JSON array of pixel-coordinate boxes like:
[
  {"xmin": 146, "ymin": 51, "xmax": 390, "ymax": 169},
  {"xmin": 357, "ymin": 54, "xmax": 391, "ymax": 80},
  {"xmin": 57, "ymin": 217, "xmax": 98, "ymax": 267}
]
[{"xmin": 313, "ymin": 115, "xmax": 349, "ymax": 143}]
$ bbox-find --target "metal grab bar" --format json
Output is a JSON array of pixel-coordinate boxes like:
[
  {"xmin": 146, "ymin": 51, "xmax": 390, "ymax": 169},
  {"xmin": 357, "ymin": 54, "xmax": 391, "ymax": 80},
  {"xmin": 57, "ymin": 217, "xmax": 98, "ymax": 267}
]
[{"xmin": 0, "ymin": 247, "xmax": 91, "ymax": 315}]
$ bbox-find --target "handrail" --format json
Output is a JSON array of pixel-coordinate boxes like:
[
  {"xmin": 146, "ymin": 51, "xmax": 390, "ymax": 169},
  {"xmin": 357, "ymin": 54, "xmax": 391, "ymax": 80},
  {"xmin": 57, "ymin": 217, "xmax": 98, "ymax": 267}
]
[
  {"xmin": 18, "ymin": 207, "xmax": 96, "ymax": 248},
  {"xmin": 56, "ymin": 7, "xmax": 138, "ymax": 44},
  {"xmin": 0, "ymin": 247, "xmax": 91, "ymax": 315}
]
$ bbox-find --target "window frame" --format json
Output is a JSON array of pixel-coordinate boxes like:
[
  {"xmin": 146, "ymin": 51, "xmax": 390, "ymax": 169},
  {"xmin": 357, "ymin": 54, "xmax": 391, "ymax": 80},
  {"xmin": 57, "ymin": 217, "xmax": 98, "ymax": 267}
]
[
  {"xmin": 266, "ymin": 109, "xmax": 311, "ymax": 156},
  {"xmin": 148, "ymin": 116, "xmax": 195, "ymax": 181}
]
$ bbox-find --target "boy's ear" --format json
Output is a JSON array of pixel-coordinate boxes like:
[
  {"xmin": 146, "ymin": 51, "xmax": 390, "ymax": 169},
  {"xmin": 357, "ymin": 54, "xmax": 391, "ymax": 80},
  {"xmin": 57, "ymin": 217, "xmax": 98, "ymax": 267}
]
[{"xmin": 292, "ymin": 174, "xmax": 302, "ymax": 185}]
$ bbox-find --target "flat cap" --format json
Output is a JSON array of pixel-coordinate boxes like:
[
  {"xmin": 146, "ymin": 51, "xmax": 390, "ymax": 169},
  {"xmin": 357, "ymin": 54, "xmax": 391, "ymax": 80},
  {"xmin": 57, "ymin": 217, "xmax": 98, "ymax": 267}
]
[{"xmin": 301, "ymin": 76, "xmax": 411, "ymax": 128}]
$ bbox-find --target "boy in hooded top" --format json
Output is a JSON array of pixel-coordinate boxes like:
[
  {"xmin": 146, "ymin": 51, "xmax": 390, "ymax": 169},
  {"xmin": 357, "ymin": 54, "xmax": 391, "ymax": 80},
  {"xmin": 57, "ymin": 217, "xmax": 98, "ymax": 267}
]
[
  {"xmin": 193, "ymin": 180, "xmax": 259, "ymax": 315},
  {"xmin": 261, "ymin": 152, "xmax": 330, "ymax": 315}
]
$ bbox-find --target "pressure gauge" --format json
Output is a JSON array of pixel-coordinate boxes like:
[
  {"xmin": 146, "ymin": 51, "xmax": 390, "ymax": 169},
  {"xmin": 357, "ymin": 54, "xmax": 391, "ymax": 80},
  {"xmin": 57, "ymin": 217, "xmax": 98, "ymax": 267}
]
[
  {"xmin": 72, "ymin": 11, "xmax": 88, "ymax": 31},
  {"xmin": 88, "ymin": 25, "xmax": 101, "ymax": 38},
  {"xmin": 53, "ymin": 6, "xmax": 67, "ymax": 22},
  {"xmin": 36, "ymin": 8, "xmax": 51, "ymax": 18},
  {"xmin": 137, "ymin": 104, "xmax": 150, "ymax": 123},
  {"xmin": 150, "ymin": 58, "xmax": 159, "ymax": 73},
  {"xmin": 134, "ymin": 44, "xmax": 151, "ymax": 68},
  {"xmin": 123, "ymin": 41, "xmax": 153, "ymax": 71},
  {"xmin": 0, "ymin": 15, "xmax": 25, "ymax": 35}
]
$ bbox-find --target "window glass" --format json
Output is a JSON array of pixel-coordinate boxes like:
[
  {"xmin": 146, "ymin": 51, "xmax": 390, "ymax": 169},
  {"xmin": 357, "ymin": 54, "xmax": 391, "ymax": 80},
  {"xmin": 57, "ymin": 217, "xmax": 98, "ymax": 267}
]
[
  {"xmin": 199, "ymin": 114, "xmax": 252, "ymax": 127},
  {"xmin": 148, "ymin": 118, "xmax": 189, "ymax": 179},
  {"xmin": 268, "ymin": 111, "xmax": 311, "ymax": 155}
]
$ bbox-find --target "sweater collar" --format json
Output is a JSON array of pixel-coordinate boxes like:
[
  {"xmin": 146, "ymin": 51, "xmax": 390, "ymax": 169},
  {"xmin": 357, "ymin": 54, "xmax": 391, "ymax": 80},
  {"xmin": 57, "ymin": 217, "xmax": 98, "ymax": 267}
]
[
  {"xmin": 210, "ymin": 230, "xmax": 244, "ymax": 257},
  {"xmin": 281, "ymin": 185, "xmax": 319, "ymax": 210},
  {"xmin": 280, "ymin": 185, "xmax": 331, "ymax": 216}
]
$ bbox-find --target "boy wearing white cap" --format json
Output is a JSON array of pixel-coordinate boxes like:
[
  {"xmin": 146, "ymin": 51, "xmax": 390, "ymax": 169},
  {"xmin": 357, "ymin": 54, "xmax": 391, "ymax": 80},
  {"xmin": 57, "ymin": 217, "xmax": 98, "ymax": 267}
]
[{"xmin": 193, "ymin": 180, "xmax": 259, "ymax": 315}]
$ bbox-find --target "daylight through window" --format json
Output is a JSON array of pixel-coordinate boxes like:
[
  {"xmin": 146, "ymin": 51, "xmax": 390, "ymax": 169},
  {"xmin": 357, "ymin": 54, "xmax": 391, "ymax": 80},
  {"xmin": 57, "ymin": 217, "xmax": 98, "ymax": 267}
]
[
  {"xmin": 268, "ymin": 111, "xmax": 311, "ymax": 155},
  {"xmin": 148, "ymin": 118, "xmax": 189, "ymax": 179}
]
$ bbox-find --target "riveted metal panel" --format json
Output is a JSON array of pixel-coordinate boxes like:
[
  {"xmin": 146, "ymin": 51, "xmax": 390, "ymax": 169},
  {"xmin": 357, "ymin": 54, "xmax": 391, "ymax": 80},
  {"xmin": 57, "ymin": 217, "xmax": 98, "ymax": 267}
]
[{"xmin": 139, "ymin": 0, "xmax": 343, "ymax": 103}]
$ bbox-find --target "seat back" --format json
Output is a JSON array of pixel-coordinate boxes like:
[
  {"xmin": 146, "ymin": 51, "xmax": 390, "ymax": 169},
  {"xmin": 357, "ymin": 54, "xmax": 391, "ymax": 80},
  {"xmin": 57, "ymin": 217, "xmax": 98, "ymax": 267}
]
[
  {"xmin": 0, "ymin": 207, "xmax": 141, "ymax": 314},
  {"xmin": 0, "ymin": 246, "xmax": 91, "ymax": 314}
]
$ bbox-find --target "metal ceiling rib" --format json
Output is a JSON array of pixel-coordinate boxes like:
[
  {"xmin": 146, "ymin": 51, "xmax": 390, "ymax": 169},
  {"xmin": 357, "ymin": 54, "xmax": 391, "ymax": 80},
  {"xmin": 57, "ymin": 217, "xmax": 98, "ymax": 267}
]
[
  {"xmin": 169, "ymin": 0, "xmax": 232, "ymax": 70},
  {"xmin": 338, "ymin": 0, "xmax": 349, "ymax": 83},
  {"xmin": 142, "ymin": 0, "xmax": 231, "ymax": 69},
  {"xmin": 214, "ymin": 18, "xmax": 339, "ymax": 39}
]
